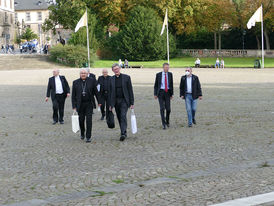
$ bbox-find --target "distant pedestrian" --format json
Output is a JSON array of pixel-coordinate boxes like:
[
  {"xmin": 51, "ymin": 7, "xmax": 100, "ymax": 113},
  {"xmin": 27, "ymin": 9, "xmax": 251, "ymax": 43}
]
[
  {"xmin": 1, "ymin": 45, "xmax": 5, "ymax": 53},
  {"xmin": 195, "ymin": 58, "xmax": 201, "ymax": 68},
  {"xmin": 119, "ymin": 59, "xmax": 124, "ymax": 68},
  {"xmin": 221, "ymin": 59, "xmax": 225, "ymax": 69},
  {"xmin": 215, "ymin": 58, "xmax": 220, "ymax": 68},
  {"xmin": 180, "ymin": 67, "xmax": 202, "ymax": 127},
  {"xmin": 124, "ymin": 59, "xmax": 129, "ymax": 68},
  {"xmin": 20, "ymin": 44, "xmax": 23, "ymax": 54}
]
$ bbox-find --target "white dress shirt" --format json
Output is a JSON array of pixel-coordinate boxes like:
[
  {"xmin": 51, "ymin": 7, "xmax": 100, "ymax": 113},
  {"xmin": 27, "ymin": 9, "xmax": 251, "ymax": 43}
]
[
  {"xmin": 160, "ymin": 72, "xmax": 169, "ymax": 90},
  {"xmin": 186, "ymin": 75, "xmax": 192, "ymax": 93},
  {"xmin": 55, "ymin": 75, "xmax": 64, "ymax": 94}
]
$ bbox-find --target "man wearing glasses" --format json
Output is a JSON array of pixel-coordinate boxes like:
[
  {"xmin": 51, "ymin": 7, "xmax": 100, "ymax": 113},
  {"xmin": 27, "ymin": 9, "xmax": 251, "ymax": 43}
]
[{"xmin": 180, "ymin": 67, "xmax": 202, "ymax": 127}]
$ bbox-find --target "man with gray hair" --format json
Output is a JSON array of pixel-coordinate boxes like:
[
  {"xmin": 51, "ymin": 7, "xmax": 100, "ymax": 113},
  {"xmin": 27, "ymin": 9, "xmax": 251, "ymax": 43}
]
[
  {"xmin": 97, "ymin": 69, "xmax": 111, "ymax": 120},
  {"xmin": 72, "ymin": 68, "xmax": 101, "ymax": 142},
  {"xmin": 46, "ymin": 69, "xmax": 70, "ymax": 124},
  {"xmin": 180, "ymin": 67, "xmax": 202, "ymax": 127},
  {"xmin": 109, "ymin": 63, "xmax": 134, "ymax": 141}
]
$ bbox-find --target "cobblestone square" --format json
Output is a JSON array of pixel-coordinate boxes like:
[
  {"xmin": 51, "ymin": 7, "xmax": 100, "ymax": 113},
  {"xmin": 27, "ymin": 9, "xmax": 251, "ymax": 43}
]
[{"xmin": 0, "ymin": 68, "xmax": 273, "ymax": 206}]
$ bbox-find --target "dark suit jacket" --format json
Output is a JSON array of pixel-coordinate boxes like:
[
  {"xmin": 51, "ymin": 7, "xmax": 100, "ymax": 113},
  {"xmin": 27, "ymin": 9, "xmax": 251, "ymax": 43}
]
[
  {"xmin": 97, "ymin": 75, "xmax": 111, "ymax": 95},
  {"xmin": 88, "ymin": 73, "xmax": 96, "ymax": 79},
  {"xmin": 46, "ymin": 75, "xmax": 70, "ymax": 100},
  {"xmin": 180, "ymin": 74, "xmax": 202, "ymax": 100},
  {"xmin": 154, "ymin": 72, "xmax": 174, "ymax": 96},
  {"xmin": 71, "ymin": 78, "xmax": 101, "ymax": 112},
  {"xmin": 109, "ymin": 73, "xmax": 134, "ymax": 108}
]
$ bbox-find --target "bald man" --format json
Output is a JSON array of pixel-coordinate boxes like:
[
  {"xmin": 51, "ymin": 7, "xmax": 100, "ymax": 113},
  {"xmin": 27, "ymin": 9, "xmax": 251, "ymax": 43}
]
[
  {"xmin": 46, "ymin": 69, "xmax": 70, "ymax": 124},
  {"xmin": 97, "ymin": 69, "xmax": 111, "ymax": 120}
]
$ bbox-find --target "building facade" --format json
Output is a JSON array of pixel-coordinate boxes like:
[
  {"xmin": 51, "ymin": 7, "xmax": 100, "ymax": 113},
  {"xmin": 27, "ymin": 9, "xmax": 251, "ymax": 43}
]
[
  {"xmin": 0, "ymin": 0, "xmax": 16, "ymax": 45},
  {"xmin": 14, "ymin": 0, "xmax": 53, "ymax": 46}
]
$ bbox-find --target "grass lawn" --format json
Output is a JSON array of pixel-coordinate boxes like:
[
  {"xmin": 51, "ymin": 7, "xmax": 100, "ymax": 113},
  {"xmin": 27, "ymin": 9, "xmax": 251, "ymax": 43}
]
[{"xmin": 93, "ymin": 57, "xmax": 274, "ymax": 68}]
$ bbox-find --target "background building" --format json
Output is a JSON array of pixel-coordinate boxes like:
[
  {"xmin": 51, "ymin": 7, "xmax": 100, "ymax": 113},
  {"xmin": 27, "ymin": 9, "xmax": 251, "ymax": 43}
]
[
  {"xmin": 14, "ymin": 0, "xmax": 53, "ymax": 46},
  {"xmin": 0, "ymin": 0, "xmax": 16, "ymax": 45}
]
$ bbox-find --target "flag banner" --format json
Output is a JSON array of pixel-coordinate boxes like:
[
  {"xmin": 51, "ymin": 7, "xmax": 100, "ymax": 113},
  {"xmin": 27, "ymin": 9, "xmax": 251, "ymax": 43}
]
[
  {"xmin": 247, "ymin": 5, "xmax": 262, "ymax": 29},
  {"xmin": 75, "ymin": 11, "xmax": 88, "ymax": 32},
  {"xmin": 160, "ymin": 9, "xmax": 168, "ymax": 36}
]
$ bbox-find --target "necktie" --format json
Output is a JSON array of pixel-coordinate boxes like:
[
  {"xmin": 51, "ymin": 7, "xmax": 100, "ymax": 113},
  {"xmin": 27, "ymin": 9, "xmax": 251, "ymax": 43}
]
[{"xmin": 165, "ymin": 73, "xmax": 168, "ymax": 92}]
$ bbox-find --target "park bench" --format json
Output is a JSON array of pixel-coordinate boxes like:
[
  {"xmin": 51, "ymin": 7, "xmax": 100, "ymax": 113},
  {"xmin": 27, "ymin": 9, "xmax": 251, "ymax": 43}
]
[
  {"xmin": 128, "ymin": 65, "xmax": 143, "ymax": 69},
  {"xmin": 195, "ymin": 64, "xmax": 215, "ymax": 68}
]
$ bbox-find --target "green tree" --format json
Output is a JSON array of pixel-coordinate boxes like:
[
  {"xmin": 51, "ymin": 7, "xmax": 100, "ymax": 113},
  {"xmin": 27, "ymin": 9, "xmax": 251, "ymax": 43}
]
[
  {"xmin": 21, "ymin": 28, "xmax": 38, "ymax": 41},
  {"xmin": 112, "ymin": 6, "xmax": 176, "ymax": 61}
]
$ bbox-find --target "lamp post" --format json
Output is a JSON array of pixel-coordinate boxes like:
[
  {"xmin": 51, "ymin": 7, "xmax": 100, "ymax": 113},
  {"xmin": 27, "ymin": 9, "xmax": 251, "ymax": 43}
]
[{"xmin": 242, "ymin": 30, "xmax": 246, "ymax": 56}]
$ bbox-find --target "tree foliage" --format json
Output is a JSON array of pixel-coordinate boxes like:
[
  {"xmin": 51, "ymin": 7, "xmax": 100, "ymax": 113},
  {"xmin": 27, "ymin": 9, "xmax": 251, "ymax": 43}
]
[{"xmin": 110, "ymin": 6, "xmax": 176, "ymax": 61}]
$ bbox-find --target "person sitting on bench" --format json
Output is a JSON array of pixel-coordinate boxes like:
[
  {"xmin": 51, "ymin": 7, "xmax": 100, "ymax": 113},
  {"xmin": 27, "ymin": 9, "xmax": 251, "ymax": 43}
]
[{"xmin": 195, "ymin": 58, "xmax": 201, "ymax": 68}]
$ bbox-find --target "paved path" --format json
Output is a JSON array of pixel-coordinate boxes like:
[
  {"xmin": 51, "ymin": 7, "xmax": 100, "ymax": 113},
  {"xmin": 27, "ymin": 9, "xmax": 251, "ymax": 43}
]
[{"xmin": 0, "ymin": 69, "xmax": 273, "ymax": 205}]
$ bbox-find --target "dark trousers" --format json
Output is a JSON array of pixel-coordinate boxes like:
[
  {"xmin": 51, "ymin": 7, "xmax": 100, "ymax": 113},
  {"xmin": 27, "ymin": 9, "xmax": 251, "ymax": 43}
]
[
  {"xmin": 158, "ymin": 90, "xmax": 171, "ymax": 125},
  {"xmin": 100, "ymin": 92, "xmax": 109, "ymax": 117},
  {"xmin": 115, "ymin": 98, "xmax": 128, "ymax": 136},
  {"xmin": 52, "ymin": 94, "xmax": 65, "ymax": 122},
  {"xmin": 78, "ymin": 102, "xmax": 93, "ymax": 140}
]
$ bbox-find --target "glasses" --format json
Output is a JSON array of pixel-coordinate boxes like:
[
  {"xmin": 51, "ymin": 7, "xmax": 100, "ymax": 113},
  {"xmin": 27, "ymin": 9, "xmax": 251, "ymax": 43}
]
[{"xmin": 185, "ymin": 70, "xmax": 190, "ymax": 72}]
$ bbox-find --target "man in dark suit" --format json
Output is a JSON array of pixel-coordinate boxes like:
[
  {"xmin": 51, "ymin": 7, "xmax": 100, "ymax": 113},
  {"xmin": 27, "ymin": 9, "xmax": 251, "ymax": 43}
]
[
  {"xmin": 45, "ymin": 69, "xmax": 70, "ymax": 124},
  {"xmin": 97, "ymin": 69, "xmax": 110, "ymax": 120},
  {"xmin": 180, "ymin": 67, "xmax": 202, "ymax": 127},
  {"xmin": 87, "ymin": 68, "xmax": 96, "ymax": 111},
  {"xmin": 109, "ymin": 63, "xmax": 134, "ymax": 141},
  {"xmin": 87, "ymin": 68, "xmax": 96, "ymax": 79},
  {"xmin": 154, "ymin": 63, "xmax": 174, "ymax": 130},
  {"xmin": 72, "ymin": 68, "xmax": 101, "ymax": 143}
]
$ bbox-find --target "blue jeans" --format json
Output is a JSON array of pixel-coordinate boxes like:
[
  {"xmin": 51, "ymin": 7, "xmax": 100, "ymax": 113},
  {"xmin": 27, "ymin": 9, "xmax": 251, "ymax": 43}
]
[{"xmin": 185, "ymin": 94, "xmax": 198, "ymax": 126}]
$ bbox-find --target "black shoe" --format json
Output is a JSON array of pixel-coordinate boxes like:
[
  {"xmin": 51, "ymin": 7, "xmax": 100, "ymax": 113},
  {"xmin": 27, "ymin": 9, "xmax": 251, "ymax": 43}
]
[
  {"xmin": 86, "ymin": 139, "xmax": 91, "ymax": 143},
  {"xmin": 81, "ymin": 135, "xmax": 85, "ymax": 140},
  {"xmin": 100, "ymin": 116, "xmax": 105, "ymax": 120},
  {"xmin": 193, "ymin": 119, "xmax": 196, "ymax": 125},
  {"xmin": 166, "ymin": 123, "xmax": 170, "ymax": 128},
  {"xmin": 120, "ymin": 135, "xmax": 126, "ymax": 142},
  {"xmin": 52, "ymin": 121, "xmax": 57, "ymax": 125},
  {"xmin": 188, "ymin": 124, "xmax": 192, "ymax": 128},
  {"xmin": 60, "ymin": 121, "xmax": 64, "ymax": 124},
  {"xmin": 162, "ymin": 124, "xmax": 166, "ymax": 130}
]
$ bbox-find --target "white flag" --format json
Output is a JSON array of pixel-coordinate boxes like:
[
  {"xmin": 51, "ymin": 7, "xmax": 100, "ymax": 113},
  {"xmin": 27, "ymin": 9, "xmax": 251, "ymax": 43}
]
[
  {"xmin": 75, "ymin": 11, "xmax": 88, "ymax": 32},
  {"xmin": 160, "ymin": 9, "xmax": 168, "ymax": 36},
  {"xmin": 247, "ymin": 5, "xmax": 263, "ymax": 29}
]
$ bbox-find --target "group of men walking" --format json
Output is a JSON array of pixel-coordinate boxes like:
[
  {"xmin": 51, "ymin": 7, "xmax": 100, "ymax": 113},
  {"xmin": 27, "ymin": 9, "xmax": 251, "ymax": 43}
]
[{"xmin": 46, "ymin": 63, "xmax": 202, "ymax": 142}]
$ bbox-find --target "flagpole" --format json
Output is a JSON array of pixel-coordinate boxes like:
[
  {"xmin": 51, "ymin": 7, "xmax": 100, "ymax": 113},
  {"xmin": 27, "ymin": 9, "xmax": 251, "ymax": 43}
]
[
  {"xmin": 261, "ymin": 4, "xmax": 264, "ymax": 69},
  {"xmin": 86, "ymin": 8, "xmax": 91, "ymax": 69},
  {"xmin": 166, "ymin": 9, "xmax": 170, "ymax": 64}
]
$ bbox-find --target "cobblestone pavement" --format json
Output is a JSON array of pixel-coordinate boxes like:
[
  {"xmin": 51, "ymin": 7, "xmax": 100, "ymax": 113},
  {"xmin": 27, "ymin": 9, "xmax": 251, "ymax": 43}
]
[{"xmin": 0, "ymin": 81, "xmax": 273, "ymax": 205}]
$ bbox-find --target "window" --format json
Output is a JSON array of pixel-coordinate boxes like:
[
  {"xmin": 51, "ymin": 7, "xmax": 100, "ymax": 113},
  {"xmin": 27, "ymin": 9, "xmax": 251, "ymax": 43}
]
[
  {"xmin": 37, "ymin": 12, "xmax": 42, "ymax": 21},
  {"xmin": 15, "ymin": 13, "xmax": 18, "ymax": 22},
  {"xmin": 26, "ymin": 12, "xmax": 31, "ymax": 21},
  {"xmin": 10, "ymin": 13, "xmax": 13, "ymax": 24}
]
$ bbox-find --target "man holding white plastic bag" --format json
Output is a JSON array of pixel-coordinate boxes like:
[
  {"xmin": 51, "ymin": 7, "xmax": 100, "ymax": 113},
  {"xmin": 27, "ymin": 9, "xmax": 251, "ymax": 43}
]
[
  {"xmin": 108, "ymin": 63, "xmax": 135, "ymax": 141},
  {"xmin": 72, "ymin": 68, "xmax": 101, "ymax": 143}
]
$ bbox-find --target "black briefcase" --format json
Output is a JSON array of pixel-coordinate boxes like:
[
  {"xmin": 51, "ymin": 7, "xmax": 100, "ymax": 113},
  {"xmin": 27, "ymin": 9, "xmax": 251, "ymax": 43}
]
[{"xmin": 107, "ymin": 111, "xmax": 115, "ymax": 129}]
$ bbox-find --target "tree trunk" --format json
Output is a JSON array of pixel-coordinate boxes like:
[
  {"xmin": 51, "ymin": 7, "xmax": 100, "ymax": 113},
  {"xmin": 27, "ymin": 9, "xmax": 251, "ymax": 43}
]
[
  {"xmin": 264, "ymin": 29, "xmax": 270, "ymax": 50},
  {"xmin": 255, "ymin": 35, "xmax": 261, "ymax": 50},
  {"xmin": 218, "ymin": 31, "xmax": 221, "ymax": 51},
  {"xmin": 214, "ymin": 32, "xmax": 217, "ymax": 49}
]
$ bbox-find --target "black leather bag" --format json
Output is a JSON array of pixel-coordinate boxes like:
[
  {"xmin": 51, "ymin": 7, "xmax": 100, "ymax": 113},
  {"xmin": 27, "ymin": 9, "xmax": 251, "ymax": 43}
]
[{"xmin": 107, "ymin": 111, "xmax": 115, "ymax": 129}]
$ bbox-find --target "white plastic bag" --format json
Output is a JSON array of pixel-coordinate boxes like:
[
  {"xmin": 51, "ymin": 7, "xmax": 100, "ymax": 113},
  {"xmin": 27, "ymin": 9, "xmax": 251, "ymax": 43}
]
[
  {"xmin": 97, "ymin": 84, "xmax": 100, "ymax": 92},
  {"xmin": 131, "ymin": 109, "xmax": 137, "ymax": 134},
  {"xmin": 71, "ymin": 112, "xmax": 79, "ymax": 133}
]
